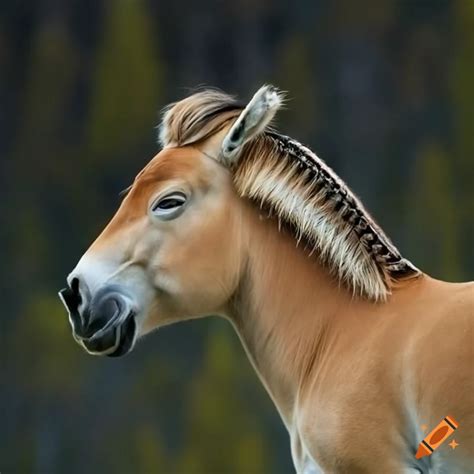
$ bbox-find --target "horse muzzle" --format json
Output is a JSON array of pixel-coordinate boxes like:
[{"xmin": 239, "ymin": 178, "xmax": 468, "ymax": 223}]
[{"xmin": 59, "ymin": 279, "xmax": 137, "ymax": 357}]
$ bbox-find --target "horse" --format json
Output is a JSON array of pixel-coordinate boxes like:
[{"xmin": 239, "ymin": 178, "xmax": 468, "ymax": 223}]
[{"xmin": 59, "ymin": 85, "xmax": 474, "ymax": 473}]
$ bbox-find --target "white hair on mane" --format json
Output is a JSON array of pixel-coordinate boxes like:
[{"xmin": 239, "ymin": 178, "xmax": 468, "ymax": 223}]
[{"xmin": 159, "ymin": 89, "xmax": 421, "ymax": 301}]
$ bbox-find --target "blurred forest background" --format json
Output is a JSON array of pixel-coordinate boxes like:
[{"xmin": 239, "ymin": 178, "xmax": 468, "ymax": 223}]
[{"xmin": 1, "ymin": 0, "xmax": 473, "ymax": 472}]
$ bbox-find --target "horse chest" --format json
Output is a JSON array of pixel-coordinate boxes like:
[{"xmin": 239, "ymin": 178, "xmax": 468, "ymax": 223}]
[{"xmin": 292, "ymin": 399, "xmax": 406, "ymax": 473}]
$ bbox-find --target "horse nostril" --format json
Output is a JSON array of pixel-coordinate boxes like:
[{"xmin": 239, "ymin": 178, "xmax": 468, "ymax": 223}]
[
  {"xmin": 69, "ymin": 277, "xmax": 82, "ymax": 309},
  {"xmin": 59, "ymin": 275, "xmax": 89, "ymax": 337},
  {"xmin": 69, "ymin": 277, "xmax": 82, "ymax": 304},
  {"xmin": 59, "ymin": 276, "xmax": 88, "ymax": 322}
]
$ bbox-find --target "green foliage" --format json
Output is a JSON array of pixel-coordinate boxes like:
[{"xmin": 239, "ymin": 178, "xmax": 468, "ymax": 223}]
[
  {"xmin": 407, "ymin": 142, "xmax": 461, "ymax": 280},
  {"xmin": 275, "ymin": 35, "xmax": 319, "ymax": 138},
  {"xmin": 86, "ymin": 0, "xmax": 163, "ymax": 159},
  {"xmin": 330, "ymin": 0, "xmax": 396, "ymax": 32},
  {"xmin": 452, "ymin": 0, "xmax": 474, "ymax": 171},
  {"xmin": 11, "ymin": 294, "xmax": 87, "ymax": 393},
  {"xmin": 17, "ymin": 20, "xmax": 78, "ymax": 152},
  {"xmin": 6, "ymin": 19, "xmax": 78, "ymax": 285},
  {"xmin": 452, "ymin": 0, "xmax": 474, "ymax": 269},
  {"xmin": 177, "ymin": 325, "xmax": 271, "ymax": 474},
  {"xmin": 135, "ymin": 423, "xmax": 170, "ymax": 472}
]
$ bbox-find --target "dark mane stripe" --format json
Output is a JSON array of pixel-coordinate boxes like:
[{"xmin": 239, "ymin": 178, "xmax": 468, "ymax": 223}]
[{"xmin": 266, "ymin": 132, "xmax": 419, "ymax": 281}]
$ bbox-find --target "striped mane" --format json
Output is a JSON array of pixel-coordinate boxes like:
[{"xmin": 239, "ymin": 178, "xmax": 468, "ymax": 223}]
[{"xmin": 159, "ymin": 89, "xmax": 421, "ymax": 301}]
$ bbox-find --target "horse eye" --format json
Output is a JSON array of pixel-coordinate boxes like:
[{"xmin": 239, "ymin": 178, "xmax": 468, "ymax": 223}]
[
  {"xmin": 151, "ymin": 192, "xmax": 187, "ymax": 219},
  {"xmin": 156, "ymin": 196, "xmax": 185, "ymax": 210}
]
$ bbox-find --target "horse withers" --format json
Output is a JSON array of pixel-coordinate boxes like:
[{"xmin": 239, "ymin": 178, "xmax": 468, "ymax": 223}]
[{"xmin": 59, "ymin": 86, "xmax": 474, "ymax": 473}]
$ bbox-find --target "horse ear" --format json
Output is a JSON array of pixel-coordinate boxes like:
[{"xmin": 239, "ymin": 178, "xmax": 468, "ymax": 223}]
[{"xmin": 221, "ymin": 85, "xmax": 283, "ymax": 165}]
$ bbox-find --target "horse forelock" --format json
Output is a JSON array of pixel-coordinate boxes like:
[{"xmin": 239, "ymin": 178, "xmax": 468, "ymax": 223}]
[
  {"xmin": 159, "ymin": 89, "xmax": 244, "ymax": 148},
  {"xmin": 158, "ymin": 89, "xmax": 421, "ymax": 301}
]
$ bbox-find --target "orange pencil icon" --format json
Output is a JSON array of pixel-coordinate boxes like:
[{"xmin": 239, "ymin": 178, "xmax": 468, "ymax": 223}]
[{"xmin": 416, "ymin": 415, "xmax": 459, "ymax": 459}]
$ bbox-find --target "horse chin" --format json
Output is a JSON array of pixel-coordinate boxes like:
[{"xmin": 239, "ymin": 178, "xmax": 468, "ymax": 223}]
[{"xmin": 79, "ymin": 314, "xmax": 137, "ymax": 357}]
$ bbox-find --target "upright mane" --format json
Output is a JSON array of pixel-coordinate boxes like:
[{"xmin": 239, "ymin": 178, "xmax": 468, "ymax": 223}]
[{"xmin": 159, "ymin": 89, "xmax": 421, "ymax": 301}]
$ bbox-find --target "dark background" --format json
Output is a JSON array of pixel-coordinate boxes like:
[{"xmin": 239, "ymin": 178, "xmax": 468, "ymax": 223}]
[{"xmin": 1, "ymin": 0, "xmax": 473, "ymax": 472}]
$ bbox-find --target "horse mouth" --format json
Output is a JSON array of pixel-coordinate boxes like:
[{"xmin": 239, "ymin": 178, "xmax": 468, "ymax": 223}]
[
  {"xmin": 59, "ymin": 284, "xmax": 138, "ymax": 357},
  {"xmin": 79, "ymin": 314, "xmax": 137, "ymax": 357}
]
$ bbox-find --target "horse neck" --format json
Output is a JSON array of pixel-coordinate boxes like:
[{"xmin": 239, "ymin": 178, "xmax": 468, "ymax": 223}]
[{"xmin": 226, "ymin": 204, "xmax": 370, "ymax": 427}]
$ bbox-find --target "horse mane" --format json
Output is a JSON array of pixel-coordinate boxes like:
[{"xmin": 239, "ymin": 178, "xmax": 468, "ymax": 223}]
[{"xmin": 159, "ymin": 89, "xmax": 421, "ymax": 301}]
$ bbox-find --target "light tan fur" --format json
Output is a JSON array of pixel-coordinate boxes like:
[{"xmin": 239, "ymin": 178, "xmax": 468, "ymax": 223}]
[{"xmin": 66, "ymin": 87, "xmax": 474, "ymax": 473}]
